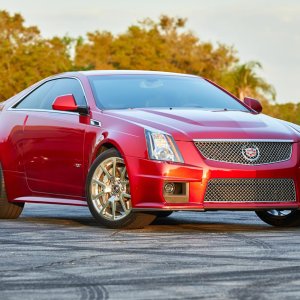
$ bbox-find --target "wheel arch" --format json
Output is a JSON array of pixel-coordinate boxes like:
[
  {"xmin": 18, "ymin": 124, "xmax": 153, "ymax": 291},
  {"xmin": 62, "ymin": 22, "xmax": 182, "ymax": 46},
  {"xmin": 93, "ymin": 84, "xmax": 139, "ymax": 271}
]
[
  {"xmin": 87, "ymin": 139, "xmax": 126, "ymax": 172},
  {"xmin": 94, "ymin": 142, "xmax": 115, "ymax": 157},
  {"xmin": 90, "ymin": 139, "xmax": 126, "ymax": 169}
]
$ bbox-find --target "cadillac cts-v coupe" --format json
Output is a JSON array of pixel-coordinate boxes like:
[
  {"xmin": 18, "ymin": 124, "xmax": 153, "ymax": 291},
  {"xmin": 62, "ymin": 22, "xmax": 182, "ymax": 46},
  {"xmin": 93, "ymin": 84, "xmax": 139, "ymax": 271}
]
[{"xmin": 1, "ymin": 70, "xmax": 300, "ymax": 228}]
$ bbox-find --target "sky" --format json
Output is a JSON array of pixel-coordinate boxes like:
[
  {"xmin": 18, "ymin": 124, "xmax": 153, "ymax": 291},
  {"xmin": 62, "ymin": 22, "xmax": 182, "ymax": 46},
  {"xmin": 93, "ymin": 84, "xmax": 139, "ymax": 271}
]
[{"xmin": 1, "ymin": 0, "xmax": 299, "ymax": 103}]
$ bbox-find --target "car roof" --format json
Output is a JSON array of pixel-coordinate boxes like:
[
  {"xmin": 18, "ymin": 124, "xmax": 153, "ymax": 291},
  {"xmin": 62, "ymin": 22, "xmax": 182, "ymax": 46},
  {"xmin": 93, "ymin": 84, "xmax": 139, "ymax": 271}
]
[{"xmin": 72, "ymin": 70, "xmax": 200, "ymax": 78}]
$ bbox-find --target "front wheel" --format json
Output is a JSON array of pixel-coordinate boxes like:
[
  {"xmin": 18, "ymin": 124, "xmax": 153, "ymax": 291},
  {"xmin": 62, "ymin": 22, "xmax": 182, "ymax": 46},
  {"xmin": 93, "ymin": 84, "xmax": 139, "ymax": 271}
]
[
  {"xmin": 86, "ymin": 148, "xmax": 156, "ymax": 229},
  {"xmin": 255, "ymin": 209, "xmax": 300, "ymax": 227}
]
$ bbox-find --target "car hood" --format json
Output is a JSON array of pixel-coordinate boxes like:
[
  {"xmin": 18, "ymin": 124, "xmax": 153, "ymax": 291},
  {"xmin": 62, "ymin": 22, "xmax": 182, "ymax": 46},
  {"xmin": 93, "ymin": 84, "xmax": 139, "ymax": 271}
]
[{"xmin": 104, "ymin": 108, "xmax": 300, "ymax": 142}]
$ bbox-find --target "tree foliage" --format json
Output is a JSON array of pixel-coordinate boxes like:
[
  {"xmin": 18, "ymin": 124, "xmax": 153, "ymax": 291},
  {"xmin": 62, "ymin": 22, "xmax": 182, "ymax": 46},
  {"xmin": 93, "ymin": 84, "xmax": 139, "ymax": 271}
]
[
  {"xmin": 221, "ymin": 61, "xmax": 276, "ymax": 100},
  {"xmin": 261, "ymin": 101, "xmax": 300, "ymax": 124},
  {"xmin": 0, "ymin": 10, "xmax": 298, "ymax": 124},
  {"xmin": 75, "ymin": 15, "xmax": 238, "ymax": 83},
  {"xmin": 0, "ymin": 10, "xmax": 72, "ymax": 101}
]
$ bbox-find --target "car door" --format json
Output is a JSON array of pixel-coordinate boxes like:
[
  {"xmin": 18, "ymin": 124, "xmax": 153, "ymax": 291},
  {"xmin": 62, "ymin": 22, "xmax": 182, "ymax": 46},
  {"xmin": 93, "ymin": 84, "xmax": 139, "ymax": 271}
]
[{"xmin": 13, "ymin": 78, "xmax": 87, "ymax": 197}]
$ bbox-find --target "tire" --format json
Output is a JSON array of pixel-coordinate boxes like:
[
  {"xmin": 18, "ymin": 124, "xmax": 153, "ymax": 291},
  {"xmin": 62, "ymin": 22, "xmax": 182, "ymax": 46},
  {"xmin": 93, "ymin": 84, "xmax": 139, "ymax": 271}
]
[
  {"xmin": 86, "ymin": 148, "xmax": 157, "ymax": 229},
  {"xmin": 154, "ymin": 211, "xmax": 173, "ymax": 218},
  {"xmin": 255, "ymin": 209, "xmax": 300, "ymax": 227},
  {"xmin": 0, "ymin": 167, "xmax": 24, "ymax": 219}
]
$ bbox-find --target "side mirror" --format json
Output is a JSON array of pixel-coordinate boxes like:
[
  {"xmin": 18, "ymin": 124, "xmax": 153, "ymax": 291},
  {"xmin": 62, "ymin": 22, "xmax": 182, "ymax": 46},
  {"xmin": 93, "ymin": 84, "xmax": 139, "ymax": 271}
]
[
  {"xmin": 52, "ymin": 94, "xmax": 89, "ymax": 115},
  {"xmin": 244, "ymin": 97, "xmax": 263, "ymax": 114}
]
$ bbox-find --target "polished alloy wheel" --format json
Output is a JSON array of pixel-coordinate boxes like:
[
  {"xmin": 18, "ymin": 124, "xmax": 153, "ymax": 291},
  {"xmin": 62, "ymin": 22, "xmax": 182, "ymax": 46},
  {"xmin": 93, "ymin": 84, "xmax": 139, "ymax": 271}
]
[
  {"xmin": 87, "ymin": 148, "xmax": 157, "ymax": 229},
  {"xmin": 266, "ymin": 210, "xmax": 292, "ymax": 217},
  {"xmin": 90, "ymin": 157, "xmax": 131, "ymax": 221}
]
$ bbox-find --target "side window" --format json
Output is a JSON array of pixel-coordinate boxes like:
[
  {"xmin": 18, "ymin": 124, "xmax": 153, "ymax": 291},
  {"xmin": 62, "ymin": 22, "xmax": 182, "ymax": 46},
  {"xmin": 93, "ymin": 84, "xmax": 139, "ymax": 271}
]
[
  {"xmin": 14, "ymin": 80, "xmax": 56, "ymax": 109},
  {"xmin": 14, "ymin": 78, "xmax": 86, "ymax": 110},
  {"xmin": 42, "ymin": 78, "xmax": 86, "ymax": 109}
]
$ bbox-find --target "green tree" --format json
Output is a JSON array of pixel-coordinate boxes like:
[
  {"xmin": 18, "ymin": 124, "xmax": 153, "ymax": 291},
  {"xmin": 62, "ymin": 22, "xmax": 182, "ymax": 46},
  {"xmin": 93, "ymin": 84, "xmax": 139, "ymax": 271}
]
[
  {"xmin": 1, "ymin": 11, "xmax": 285, "ymax": 122},
  {"xmin": 75, "ymin": 31, "xmax": 114, "ymax": 70},
  {"xmin": 261, "ymin": 101, "xmax": 300, "ymax": 124},
  {"xmin": 74, "ymin": 15, "xmax": 275, "ymax": 103},
  {"xmin": 0, "ymin": 10, "xmax": 72, "ymax": 101},
  {"xmin": 74, "ymin": 15, "xmax": 238, "ymax": 83},
  {"xmin": 222, "ymin": 61, "xmax": 276, "ymax": 101}
]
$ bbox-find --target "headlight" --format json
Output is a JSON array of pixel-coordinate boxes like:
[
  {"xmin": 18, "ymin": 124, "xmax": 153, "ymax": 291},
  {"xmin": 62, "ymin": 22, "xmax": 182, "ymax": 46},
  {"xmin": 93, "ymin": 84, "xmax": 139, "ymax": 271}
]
[{"xmin": 145, "ymin": 130, "xmax": 184, "ymax": 163}]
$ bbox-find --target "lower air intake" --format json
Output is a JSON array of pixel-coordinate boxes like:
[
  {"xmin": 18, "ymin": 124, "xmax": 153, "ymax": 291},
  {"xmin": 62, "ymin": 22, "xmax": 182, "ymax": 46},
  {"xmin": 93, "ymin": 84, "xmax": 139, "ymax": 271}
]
[{"xmin": 204, "ymin": 178, "xmax": 296, "ymax": 202}]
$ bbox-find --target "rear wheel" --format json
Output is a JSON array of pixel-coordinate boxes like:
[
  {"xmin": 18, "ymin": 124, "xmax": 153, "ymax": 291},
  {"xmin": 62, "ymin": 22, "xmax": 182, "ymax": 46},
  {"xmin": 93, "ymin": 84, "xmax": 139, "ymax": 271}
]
[
  {"xmin": 255, "ymin": 209, "xmax": 300, "ymax": 227},
  {"xmin": 86, "ymin": 148, "xmax": 157, "ymax": 229},
  {"xmin": 0, "ymin": 167, "xmax": 24, "ymax": 219}
]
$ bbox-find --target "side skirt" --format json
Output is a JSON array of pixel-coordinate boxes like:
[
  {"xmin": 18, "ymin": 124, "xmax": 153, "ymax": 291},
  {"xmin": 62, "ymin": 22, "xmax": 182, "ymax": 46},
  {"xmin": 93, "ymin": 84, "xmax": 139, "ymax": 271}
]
[{"xmin": 13, "ymin": 196, "xmax": 88, "ymax": 207}]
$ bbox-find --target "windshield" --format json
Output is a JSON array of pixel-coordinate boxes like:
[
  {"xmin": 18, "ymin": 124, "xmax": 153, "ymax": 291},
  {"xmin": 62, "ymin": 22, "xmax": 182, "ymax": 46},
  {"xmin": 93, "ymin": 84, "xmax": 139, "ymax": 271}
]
[{"xmin": 88, "ymin": 75, "xmax": 249, "ymax": 111}]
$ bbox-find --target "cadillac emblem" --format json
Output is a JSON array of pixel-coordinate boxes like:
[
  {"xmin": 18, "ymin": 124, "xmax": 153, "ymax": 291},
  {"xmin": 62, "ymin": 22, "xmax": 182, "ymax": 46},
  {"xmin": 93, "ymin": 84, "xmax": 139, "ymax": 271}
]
[{"xmin": 242, "ymin": 145, "xmax": 260, "ymax": 162}]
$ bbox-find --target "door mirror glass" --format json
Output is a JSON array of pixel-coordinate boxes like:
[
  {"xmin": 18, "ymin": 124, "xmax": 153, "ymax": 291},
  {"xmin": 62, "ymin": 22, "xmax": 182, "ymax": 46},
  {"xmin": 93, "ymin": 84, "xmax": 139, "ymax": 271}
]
[{"xmin": 244, "ymin": 97, "xmax": 263, "ymax": 113}]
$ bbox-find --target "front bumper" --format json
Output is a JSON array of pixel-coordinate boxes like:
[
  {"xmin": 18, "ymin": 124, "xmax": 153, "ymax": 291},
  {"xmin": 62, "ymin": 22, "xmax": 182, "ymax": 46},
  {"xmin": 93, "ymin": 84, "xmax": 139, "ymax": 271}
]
[{"xmin": 125, "ymin": 140, "xmax": 300, "ymax": 211}]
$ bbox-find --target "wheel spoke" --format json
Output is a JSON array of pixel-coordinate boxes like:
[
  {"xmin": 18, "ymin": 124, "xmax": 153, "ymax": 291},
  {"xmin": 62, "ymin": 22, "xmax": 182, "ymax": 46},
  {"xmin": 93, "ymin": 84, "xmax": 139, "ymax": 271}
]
[
  {"xmin": 267, "ymin": 209, "xmax": 292, "ymax": 217},
  {"xmin": 100, "ymin": 200, "xmax": 110, "ymax": 214},
  {"xmin": 121, "ymin": 192, "xmax": 131, "ymax": 199},
  {"xmin": 100, "ymin": 164, "xmax": 112, "ymax": 180},
  {"xmin": 92, "ymin": 178, "xmax": 106, "ymax": 189},
  {"xmin": 120, "ymin": 198, "xmax": 130, "ymax": 215},
  {"xmin": 92, "ymin": 191, "xmax": 105, "ymax": 200},
  {"xmin": 120, "ymin": 166, "xmax": 127, "ymax": 180},
  {"xmin": 120, "ymin": 180, "xmax": 129, "ymax": 185},
  {"xmin": 112, "ymin": 158, "xmax": 117, "ymax": 178}
]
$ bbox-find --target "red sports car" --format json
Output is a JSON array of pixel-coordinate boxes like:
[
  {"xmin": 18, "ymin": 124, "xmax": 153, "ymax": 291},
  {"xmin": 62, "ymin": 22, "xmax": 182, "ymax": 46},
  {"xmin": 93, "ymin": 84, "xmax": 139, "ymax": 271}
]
[{"xmin": 0, "ymin": 70, "xmax": 300, "ymax": 228}]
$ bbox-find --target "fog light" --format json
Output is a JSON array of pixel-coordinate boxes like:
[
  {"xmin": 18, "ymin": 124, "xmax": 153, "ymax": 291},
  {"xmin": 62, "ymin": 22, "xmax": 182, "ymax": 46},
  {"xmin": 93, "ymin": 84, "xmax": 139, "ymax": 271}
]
[{"xmin": 164, "ymin": 182, "xmax": 175, "ymax": 194}]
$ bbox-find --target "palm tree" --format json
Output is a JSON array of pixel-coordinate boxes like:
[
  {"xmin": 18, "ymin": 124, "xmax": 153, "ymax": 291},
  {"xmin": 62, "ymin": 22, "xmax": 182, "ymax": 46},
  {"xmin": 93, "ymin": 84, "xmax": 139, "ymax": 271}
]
[{"xmin": 225, "ymin": 61, "xmax": 276, "ymax": 101}]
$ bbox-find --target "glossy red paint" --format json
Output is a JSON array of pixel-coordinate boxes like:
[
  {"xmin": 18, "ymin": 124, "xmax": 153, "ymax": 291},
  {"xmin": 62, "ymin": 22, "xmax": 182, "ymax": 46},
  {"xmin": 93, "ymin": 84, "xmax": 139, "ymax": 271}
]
[
  {"xmin": 244, "ymin": 97, "xmax": 263, "ymax": 113},
  {"xmin": 22, "ymin": 112, "xmax": 85, "ymax": 196},
  {"xmin": 52, "ymin": 94, "xmax": 77, "ymax": 111},
  {"xmin": 0, "ymin": 70, "xmax": 300, "ymax": 214}
]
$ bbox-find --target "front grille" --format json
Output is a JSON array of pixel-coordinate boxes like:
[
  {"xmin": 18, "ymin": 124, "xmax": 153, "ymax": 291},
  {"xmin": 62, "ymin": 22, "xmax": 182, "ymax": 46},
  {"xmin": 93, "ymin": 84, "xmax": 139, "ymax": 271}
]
[
  {"xmin": 194, "ymin": 140, "xmax": 292, "ymax": 165},
  {"xmin": 204, "ymin": 178, "xmax": 296, "ymax": 203}
]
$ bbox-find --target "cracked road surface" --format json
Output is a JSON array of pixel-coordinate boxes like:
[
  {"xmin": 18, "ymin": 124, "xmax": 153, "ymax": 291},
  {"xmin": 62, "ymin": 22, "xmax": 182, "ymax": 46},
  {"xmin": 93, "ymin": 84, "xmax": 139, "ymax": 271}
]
[{"xmin": 1, "ymin": 204, "xmax": 300, "ymax": 300}]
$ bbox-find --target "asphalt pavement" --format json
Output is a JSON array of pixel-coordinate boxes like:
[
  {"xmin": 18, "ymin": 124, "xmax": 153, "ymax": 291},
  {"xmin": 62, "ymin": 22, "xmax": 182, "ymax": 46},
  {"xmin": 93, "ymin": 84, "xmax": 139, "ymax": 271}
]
[{"xmin": 1, "ymin": 204, "xmax": 300, "ymax": 300}]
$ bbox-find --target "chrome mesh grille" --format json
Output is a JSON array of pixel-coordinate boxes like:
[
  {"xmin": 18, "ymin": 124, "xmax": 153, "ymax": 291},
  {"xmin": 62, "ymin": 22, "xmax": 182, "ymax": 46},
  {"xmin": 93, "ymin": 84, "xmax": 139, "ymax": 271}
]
[
  {"xmin": 194, "ymin": 141, "xmax": 292, "ymax": 165},
  {"xmin": 204, "ymin": 178, "xmax": 296, "ymax": 203}
]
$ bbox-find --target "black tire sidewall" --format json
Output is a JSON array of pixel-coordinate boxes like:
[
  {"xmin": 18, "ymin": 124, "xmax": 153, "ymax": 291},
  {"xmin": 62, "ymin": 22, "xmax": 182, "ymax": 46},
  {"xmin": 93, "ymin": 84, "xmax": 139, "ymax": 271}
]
[
  {"xmin": 0, "ymin": 164, "xmax": 24, "ymax": 218},
  {"xmin": 255, "ymin": 210, "xmax": 300, "ymax": 227}
]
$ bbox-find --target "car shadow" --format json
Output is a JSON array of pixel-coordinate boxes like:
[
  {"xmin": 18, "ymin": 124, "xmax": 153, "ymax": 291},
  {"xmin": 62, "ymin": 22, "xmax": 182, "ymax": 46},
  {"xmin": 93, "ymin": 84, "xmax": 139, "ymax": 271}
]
[
  {"xmin": 148, "ymin": 216, "xmax": 274, "ymax": 233},
  {"xmin": 16, "ymin": 212, "xmax": 292, "ymax": 233}
]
